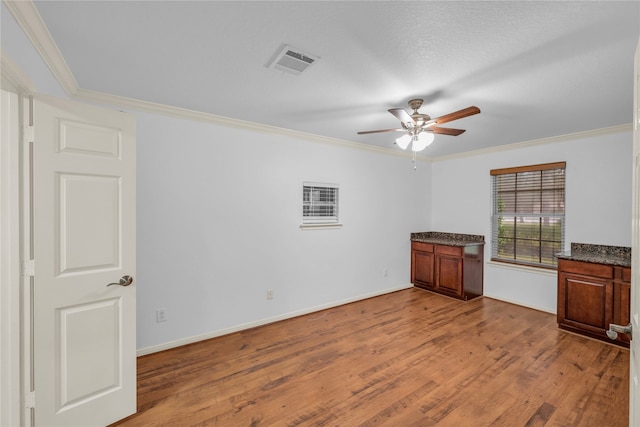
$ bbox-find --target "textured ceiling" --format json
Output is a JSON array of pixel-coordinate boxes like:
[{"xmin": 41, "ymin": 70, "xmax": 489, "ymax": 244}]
[{"xmin": 28, "ymin": 1, "xmax": 640, "ymax": 157}]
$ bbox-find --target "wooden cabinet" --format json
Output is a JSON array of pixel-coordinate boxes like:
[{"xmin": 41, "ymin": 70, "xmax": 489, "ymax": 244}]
[
  {"xmin": 435, "ymin": 245, "xmax": 463, "ymax": 296},
  {"xmin": 613, "ymin": 266, "xmax": 631, "ymax": 331},
  {"xmin": 411, "ymin": 242, "xmax": 434, "ymax": 287},
  {"xmin": 411, "ymin": 241, "xmax": 484, "ymax": 301},
  {"xmin": 557, "ymin": 259, "xmax": 631, "ymax": 347}
]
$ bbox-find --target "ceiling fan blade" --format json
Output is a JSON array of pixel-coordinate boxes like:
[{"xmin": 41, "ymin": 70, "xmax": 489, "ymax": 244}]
[
  {"xmin": 357, "ymin": 128, "xmax": 405, "ymax": 135},
  {"xmin": 388, "ymin": 108, "xmax": 415, "ymax": 126},
  {"xmin": 432, "ymin": 106, "xmax": 481, "ymax": 125},
  {"xmin": 431, "ymin": 127, "xmax": 466, "ymax": 136}
]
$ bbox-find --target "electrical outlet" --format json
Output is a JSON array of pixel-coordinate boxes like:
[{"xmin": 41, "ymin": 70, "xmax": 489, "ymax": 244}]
[
  {"xmin": 267, "ymin": 290, "xmax": 274, "ymax": 300},
  {"xmin": 156, "ymin": 308, "xmax": 167, "ymax": 323}
]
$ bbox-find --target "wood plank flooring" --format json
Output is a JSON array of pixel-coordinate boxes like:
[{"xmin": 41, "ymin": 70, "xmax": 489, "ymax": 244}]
[{"xmin": 111, "ymin": 289, "xmax": 629, "ymax": 426}]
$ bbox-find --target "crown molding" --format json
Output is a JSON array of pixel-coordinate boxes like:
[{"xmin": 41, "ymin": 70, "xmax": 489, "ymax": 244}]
[
  {"xmin": 0, "ymin": 49, "xmax": 36, "ymax": 93},
  {"xmin": 3, "ymin": 0, "xmax": 78, "ymax": 96},
  {"xmin": 74, "ymin": 87, "xmax": 425, "ymax": 159},
  {"xmin": 432, "ymin": 123, "xmax": 633, "ymax": 162}
]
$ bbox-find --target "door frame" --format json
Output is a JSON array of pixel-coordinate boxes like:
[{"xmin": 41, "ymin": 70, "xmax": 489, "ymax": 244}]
[
  {"xmin": 630, "ymin": 36, "xmax": 640, "ymax": 427},
  {"xmin": 1, "ymin": 53, "xmax": 36, "ymax": 427}
]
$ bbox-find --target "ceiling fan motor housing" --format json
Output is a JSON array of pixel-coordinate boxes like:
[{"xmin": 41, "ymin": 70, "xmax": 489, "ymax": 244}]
[
  {"xmin": 407, "ymin": 99, "xmax": 431, "ymax": 129},
  {"xmin": 412, "ymin": 113, "xmax": 432, "ymax": 127}
]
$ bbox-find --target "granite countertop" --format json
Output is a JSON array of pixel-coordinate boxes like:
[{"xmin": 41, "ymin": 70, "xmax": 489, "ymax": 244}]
[
  {"xmin": 411, "ymin": 231, "xmax": 485, "ymax": 247},
  {"xmin": 555, "ymin": 243, "xmax": 631, "ymax": 267}
]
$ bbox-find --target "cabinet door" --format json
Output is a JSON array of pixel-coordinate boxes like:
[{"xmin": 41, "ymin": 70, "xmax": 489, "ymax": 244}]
[
  {"xmin": 435, "ymin": 254, "xmax": 463, "ymax": 296},
  {"xmin": 558, "ymin": 272, "xmax": 613, "ymax": 338},
  {"xmin": 614, "ymin": 280, "xmax": 631, "ymax": 344},
  {"xmin": 412, "ymin": 250, "xmax": 434, "ymax": 288},
  {"xmin": 613, "ymin": 267, "xmax": 631, "ymax": 345}
]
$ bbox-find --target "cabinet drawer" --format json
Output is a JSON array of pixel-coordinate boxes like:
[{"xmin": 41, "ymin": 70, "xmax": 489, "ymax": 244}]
[
  {"xmin": 412, "ymin": 242, "xmax": 434, "ymax": 252},
  {"xmin": 618, "ymin": 267, "xmax": 632, "ymax": 283},
  {"xmin": 435, "ymin": 245, "xmax": 462, "ymax": 257},
  {"xmin": 558, "ymin": 259, "xmax": 613, "ymax": 279}
]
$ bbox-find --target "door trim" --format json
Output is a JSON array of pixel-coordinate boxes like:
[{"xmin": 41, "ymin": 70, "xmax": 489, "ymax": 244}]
[
  {"xmin": 0, "ymin": 88, "xmax": 30, "ymax": 426},
  {"xmin": 1, "ymin": 52, "xmax": 35, "ymax": 426}
]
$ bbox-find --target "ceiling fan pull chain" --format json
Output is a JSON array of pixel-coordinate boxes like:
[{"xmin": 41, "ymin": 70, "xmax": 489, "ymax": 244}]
[{"xmin": 412, "ymin": 151, "xmax": 417, "ymax": 170}]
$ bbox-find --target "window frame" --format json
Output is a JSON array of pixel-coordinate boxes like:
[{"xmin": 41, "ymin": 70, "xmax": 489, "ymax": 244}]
[{"xmin": 490, "ymin": 162, "xmax": 566, "ymax": 269}]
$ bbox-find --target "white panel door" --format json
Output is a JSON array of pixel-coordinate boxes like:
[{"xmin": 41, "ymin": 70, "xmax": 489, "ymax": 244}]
[
  {"xmin": 32, "ymin": 95, "xmax": 136, "ymax": 426},
  {"xmin": 630, "ymin": 37, "xmax": 640, "ymax": 427}
]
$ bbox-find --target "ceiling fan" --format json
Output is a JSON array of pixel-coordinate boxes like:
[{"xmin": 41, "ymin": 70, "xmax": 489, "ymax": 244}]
[{"xmin": 358, "ymin": 99, "xmax": 481, "ymax": 152}]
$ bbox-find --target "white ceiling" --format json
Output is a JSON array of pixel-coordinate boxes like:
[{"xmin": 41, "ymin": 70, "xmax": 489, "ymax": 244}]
[{"xmin": 29, "ymin": 1, "xmax": 640, "ymax": 157}]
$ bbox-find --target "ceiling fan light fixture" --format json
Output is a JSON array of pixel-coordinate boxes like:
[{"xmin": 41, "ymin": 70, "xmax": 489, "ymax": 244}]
[
  {"xmin": 411, "ymin": 132, "xmax": 435, "ymax": 152},
  {"xmin": 395, "ymin": 134, "xmax": 412, "ymax": 150},
  {"xmin": 358, "ymin": 100, "xmax": 480, "ymax": 157}
]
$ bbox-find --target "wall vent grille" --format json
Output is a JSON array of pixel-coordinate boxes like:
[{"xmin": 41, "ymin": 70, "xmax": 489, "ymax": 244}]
[{"xmin": 268, "ymin": 45, "xmax": 318, "ymax": 75}]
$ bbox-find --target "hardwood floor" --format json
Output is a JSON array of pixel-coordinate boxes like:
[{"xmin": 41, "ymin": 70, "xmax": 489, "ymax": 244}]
[{"xmin": 111, "ymin": 289, "xmax": 629, "ymax": 426}]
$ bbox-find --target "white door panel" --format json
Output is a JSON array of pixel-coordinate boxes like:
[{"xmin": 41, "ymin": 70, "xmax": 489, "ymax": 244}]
[
  {"xmin": 32, "ymin": 95, "xmax": 136, "ymax": 426},
  {"xmin": 58, "ymin": 298, "xmax": 121, "ymax": 409},
  {"xmin": 58, "ymin": 118, "xmax": 121, "ymax": 157},
  {"xmin": 57, "ymin": 173, "xmax": 121, "ymax": 275}
]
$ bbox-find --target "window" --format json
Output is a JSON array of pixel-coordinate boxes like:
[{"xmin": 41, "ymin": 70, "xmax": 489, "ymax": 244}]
[
  {"xmin": 490, "ymin": 162, "xmax": 565, "ymax": 268},
  {"xmin": 302, "ymin": 183, "xmax": 339, "ymax": 224}
]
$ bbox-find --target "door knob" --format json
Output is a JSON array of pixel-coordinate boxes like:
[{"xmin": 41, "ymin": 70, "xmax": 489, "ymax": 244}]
[
  {"xmin": 606, "ymin": 322, "xmax": 632, "ymax": 340},
  {"xmin": 107, "ymin": 275, "xmax": 133, "ymax": 287}
]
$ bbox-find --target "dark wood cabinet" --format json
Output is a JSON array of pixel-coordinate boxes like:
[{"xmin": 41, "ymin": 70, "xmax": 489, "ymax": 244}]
[
  {"xmin": 411, "ymin": 242, "xmax": 434, "ymax": 287},
  {"xmin": 435, "ymin": 245, "xmax": 463, "ymax": 296},
  {"xmin": 557, "ymin": 259, "xmax": 631, "ymax": 347},
  {"xmin": 613, "ymin": 266, "xmax": 631, "ymax": 331},
  {"xmin": 411, "ymin": 241, "xmax": 483, "ymax": 300}
]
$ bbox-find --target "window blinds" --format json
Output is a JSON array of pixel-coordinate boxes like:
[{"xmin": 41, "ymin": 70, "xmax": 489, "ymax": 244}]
[
  {"xmin": 303, "ymin": 183, "xmax": 339, "ymax": 223},
  {"xmin": 490, "ymin": 162, "xmax": 566, "ymax": 268}
]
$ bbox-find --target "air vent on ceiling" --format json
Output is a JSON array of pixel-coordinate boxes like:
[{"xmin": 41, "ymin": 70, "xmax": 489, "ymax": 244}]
[{"xmin": 268, "ymin": 45, "xmax": 318, "ymax": 76}]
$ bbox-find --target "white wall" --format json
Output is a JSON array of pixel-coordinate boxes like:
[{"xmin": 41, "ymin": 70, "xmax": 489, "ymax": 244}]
[
  {"xmin": 135, "ymin": 112, "xmax": 431, "ymax": 351},
  {"xmin": 431, "ymin": 129, "xmax": 633, "ymax": 312}
]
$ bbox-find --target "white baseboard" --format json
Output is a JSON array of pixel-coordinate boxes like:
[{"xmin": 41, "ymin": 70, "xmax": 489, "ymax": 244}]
[
  {"xmin": 136, "ymin": 283, "xmax": 414, "ymax": 357},
  {"xmin": 482, "ymin": 293, "xmax": 556, "ymax": 315}
]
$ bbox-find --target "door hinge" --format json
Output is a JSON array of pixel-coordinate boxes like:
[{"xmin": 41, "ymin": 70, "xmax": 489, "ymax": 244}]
[
  {"xmin": 22, "ymin": 125, "xmax": 34, "ymax": 144},
  {"xmin": 23, "ymin": 259, "xmax": 35, "ymax": 277},
  {"xmin": 24, "ymin": 391, "xmax": 35, "ymax": 409}
]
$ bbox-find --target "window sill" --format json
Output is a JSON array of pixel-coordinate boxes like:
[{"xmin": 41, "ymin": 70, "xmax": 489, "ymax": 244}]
[
  {"xmin": 299, "ymin": 223, "xmax": 343, "ymax": 230},
  {"xmin": 486, "ymin": 260, "xmax": 557, "ymax": 277}
]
